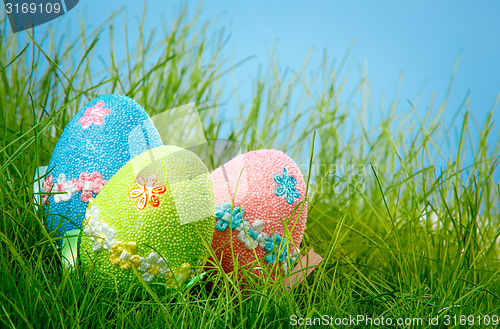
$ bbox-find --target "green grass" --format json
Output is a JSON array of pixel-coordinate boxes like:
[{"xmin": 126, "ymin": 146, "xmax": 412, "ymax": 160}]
[{"xmin": 1, "ymin": 5, "xmax": 499, "ymax": 329}]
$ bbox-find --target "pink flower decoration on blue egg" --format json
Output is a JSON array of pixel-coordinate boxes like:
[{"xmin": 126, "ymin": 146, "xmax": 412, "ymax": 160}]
[
  {"xmin": 44, "ymin": 94, "xmax": 162, "ymax": 240},
  {"xmin": 77, "ymin": 101, "xmax": 111, "ymax": 129}
]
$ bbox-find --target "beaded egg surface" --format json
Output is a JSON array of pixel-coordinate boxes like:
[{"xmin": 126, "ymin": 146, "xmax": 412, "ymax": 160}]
[
  {"xmin": 210, "ymin": 149, "xmax": 307, "ymax": 277},
  {"xmin": 79, "ymin": 145, "xmax": 215, "ymax": 293},
  {"xmin": 43, "ymin": 94, "xmax": 162, "ymax": 238}
]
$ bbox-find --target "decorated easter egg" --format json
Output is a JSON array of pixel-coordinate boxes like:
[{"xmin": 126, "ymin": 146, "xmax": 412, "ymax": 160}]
[
  {"xmin": 42, "ymin": 94, "xmax": 162, "ymax": 238},
  {"xmin": 210, "ymin": 149, "xmax": 307, "ymax": 277},
  {"xmin": 79, "ymin": 145, "xmax": 215, "ymax": 293}
]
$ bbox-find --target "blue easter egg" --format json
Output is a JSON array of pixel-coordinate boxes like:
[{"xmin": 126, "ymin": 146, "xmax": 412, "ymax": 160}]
[{"xmin": 43, "ymin": 94, "xmax": 162, "ymax": 238}]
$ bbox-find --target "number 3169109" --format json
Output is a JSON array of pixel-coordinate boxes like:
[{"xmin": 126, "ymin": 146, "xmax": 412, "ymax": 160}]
[{"xmin": 5, "ymin": 2, "xmax": 62, "ymax": 14}]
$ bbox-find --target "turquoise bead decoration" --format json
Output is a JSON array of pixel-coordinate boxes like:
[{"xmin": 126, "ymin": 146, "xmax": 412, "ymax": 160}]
[
  {"xmin": 273, "ymin": 167, "xmax": 300, "ymax": 204},
  {"xmin": 264, "ymin": 234, "xmax": 289, "ymax": 264},
  {"xmin": 215, "ymin": 202, "xmax": 244, "ymax": 231}
]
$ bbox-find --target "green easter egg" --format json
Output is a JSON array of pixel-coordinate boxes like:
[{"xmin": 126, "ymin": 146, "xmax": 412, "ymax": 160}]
[{"xmin": 79, "ymin": 145, "xmax": 215, "ymax": 293}]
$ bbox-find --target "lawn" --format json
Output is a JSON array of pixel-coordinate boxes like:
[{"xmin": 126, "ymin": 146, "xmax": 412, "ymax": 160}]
[{"xmin": 0, "ymin": 7, "xmax": 499, "ymax": 329}]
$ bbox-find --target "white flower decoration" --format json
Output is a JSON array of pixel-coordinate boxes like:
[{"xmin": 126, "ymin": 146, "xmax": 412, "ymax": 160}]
[
  {"xmin": 82, "ymin": 202, "xmax": 116, "ymax": 252},
  {"xmin": 141, "ymin": 252, "xmax": 170, "ymax": 282},
  {"xmin": 54, "ymin": 173, "xmax": 77, "ymax": 203},
  {"xmin": 281, "ymin": 247, "xmax": 300, "ymax": 274},
  {"xmin": 237, "ymin": 220, "xmax": 269, "ymax": 250}
]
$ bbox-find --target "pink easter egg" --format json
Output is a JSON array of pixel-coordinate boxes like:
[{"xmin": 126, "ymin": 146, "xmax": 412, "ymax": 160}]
[{"xmin": 210, "ymin": 149, "xmax": 307, "ymax": 278}]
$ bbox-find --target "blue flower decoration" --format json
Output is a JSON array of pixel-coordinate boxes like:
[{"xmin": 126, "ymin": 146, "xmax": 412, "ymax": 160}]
[
  {"xmin": 273, "ymin": 167, "xmax": 300, "ymax": 204},
  {"xmin": 215, "ymin": 202, "xmax": 244, "ymax": 232},
  {"xmin": 264, "ymin": 234, "xmax": 289, "ymax": 264}
]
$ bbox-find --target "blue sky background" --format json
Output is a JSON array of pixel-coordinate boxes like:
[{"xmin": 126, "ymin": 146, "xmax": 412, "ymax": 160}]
[
  {"xmin": 200, "ymin": 1, "xmax": 500, "ymax": 134},
  {"xmin": 5, "ymin": 1, "xmax": 500, "ymax": 171}
]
